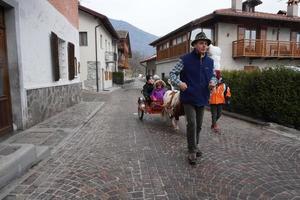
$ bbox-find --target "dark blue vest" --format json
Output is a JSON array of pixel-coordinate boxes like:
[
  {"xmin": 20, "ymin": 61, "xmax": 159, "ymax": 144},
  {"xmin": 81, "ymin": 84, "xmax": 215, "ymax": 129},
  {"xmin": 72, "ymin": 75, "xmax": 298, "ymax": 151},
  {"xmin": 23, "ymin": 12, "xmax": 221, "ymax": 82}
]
[{"xmin": 180, "ymin": 50, "xmax": 214, "ymax": 106}]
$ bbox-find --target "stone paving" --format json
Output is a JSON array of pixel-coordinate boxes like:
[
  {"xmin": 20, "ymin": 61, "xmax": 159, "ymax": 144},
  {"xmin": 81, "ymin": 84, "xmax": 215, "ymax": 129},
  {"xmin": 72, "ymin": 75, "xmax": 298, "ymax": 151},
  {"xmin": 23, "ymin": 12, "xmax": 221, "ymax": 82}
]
[
  {"xmin": 4, "ymin": 102, "xmax": 103, "ymax": 151},
  {"xmin": 1, "ymin": 81, "xmax": 300, "ymax": 200}
]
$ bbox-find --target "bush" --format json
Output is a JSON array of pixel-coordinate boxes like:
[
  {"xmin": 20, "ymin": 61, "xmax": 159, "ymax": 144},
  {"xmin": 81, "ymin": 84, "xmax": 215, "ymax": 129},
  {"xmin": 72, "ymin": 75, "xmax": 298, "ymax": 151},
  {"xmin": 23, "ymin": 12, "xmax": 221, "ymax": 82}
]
[
  {"xmin": 112, "ymin": 72, "xmax": 124, "ymax": 85},
  {"xmin": 222, "ymin": 67, "xmax": 300, "ymax": 129}
]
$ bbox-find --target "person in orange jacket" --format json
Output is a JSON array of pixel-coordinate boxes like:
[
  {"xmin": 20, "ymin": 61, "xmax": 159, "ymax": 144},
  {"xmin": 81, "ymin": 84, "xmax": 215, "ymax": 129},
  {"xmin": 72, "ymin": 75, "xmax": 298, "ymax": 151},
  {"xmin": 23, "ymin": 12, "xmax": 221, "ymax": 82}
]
[{"xmin": 209, "ymin": 70, "xmax": 231, "ymax": 133}]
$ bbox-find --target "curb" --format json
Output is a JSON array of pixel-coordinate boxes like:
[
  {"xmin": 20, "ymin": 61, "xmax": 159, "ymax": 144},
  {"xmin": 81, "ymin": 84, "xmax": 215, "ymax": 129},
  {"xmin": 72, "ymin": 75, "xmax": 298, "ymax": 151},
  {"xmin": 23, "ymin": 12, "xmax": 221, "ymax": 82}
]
[
  {"xmin": 205, "ymin": 106, "xmax": 269, "ymax": 126},
  {"xmin": 0, "ymin": 144, "xmax": 36, "ymax": 189},
  {"xmin": 222, "ymin": 110, "xmax": 269, "ymax": 126}
]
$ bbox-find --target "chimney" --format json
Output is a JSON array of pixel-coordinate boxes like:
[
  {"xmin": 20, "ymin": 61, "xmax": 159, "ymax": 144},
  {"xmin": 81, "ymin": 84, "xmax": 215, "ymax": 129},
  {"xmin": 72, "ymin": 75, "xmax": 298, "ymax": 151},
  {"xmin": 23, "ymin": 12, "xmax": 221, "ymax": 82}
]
[
  {"xmin": 232, "ymin": 0, "xmax": 242, "ymax": 11},
  {"xmin": 287, "ymin": 0, "xmax": 299, "ymax": 17}
]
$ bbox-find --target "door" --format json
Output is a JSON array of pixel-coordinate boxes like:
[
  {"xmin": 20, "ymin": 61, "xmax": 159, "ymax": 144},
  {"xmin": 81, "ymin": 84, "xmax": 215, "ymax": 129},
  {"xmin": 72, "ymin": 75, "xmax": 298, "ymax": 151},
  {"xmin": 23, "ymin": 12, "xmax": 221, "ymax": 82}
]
[
  {"xmin": 0, "ymin": 6, "xmax": 12, "ymax": 135},
  {"xmin": 245, "ymin": 29, "xmax": 257, "ymax": 55}
]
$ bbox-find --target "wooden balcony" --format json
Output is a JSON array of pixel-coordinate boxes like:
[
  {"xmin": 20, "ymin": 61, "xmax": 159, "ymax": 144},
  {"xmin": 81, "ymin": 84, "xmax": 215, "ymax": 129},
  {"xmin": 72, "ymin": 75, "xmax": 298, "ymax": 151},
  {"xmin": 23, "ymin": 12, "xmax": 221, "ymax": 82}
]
[
  {"xmin": 118, "ymin": 55, "xmax": 129, "ymax": 69},
  {"xmin": 233, "ymin": 39, "xmax": 300, "ymax": 59},
  {"xmin": 157, "ymin": 41, "xmax": 189, "ymax": 61}
]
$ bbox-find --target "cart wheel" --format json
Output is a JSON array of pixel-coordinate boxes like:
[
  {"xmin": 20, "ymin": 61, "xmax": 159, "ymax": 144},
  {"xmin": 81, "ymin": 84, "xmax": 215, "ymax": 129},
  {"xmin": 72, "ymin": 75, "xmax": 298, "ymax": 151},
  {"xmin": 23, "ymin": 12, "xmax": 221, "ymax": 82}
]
[{"xmin": 138, "ymin": 108, "xmax": 144, "ymax": 120}]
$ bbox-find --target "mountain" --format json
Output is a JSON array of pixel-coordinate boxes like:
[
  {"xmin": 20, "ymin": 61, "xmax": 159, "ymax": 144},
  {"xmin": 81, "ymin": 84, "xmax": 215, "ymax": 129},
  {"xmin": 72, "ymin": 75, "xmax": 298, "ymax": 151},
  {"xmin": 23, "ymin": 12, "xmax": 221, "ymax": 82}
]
[{"xmin": 110, "ymin": 19, "xmax": 159, "ymax": 57}]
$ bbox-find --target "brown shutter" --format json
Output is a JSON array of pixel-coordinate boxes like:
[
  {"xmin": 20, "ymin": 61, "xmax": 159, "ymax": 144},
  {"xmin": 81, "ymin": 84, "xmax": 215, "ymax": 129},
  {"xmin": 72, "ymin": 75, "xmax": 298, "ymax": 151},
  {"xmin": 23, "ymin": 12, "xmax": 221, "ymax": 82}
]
[
  {"xmin": 50, "ymin": 32, "xmax": 60, "ymax": 81},
  {"xmin": 291, "ymin": 31, "xmax": 297, "ymax": 42},
  {"xmin": 68, "ymin": 42, "xmax": 75, "ymax": 80},
  {"xmin": 260, "ymin": 29, "xmax": 267, "ymax": 40}
]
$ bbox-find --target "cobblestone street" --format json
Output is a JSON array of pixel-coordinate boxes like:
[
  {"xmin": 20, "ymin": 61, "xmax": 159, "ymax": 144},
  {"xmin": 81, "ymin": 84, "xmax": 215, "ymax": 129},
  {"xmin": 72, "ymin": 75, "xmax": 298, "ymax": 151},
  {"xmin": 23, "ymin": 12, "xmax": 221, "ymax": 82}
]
[{"xmin": 2, "ymin": 81, "xmax": 300, "ymax": 200}]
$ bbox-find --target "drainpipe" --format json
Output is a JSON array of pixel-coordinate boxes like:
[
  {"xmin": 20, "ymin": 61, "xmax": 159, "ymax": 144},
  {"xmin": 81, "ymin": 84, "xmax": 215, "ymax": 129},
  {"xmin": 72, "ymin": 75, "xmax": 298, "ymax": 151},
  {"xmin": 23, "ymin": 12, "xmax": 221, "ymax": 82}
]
[
  {"xmin": 95, "ymin": 24, "xmax": 101, "ymax": 92},
  {"xmin": 113, "ymin": 39, "xmax": 118, "ymax": 72}
]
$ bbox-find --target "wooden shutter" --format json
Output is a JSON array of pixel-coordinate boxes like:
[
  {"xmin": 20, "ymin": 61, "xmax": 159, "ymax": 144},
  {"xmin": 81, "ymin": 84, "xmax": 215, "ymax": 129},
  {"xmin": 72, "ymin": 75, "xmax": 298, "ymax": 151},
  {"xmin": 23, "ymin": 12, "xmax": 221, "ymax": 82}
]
[
  {"xmin": 260, "ymin": 29, "xmax": 267, "ymax": 40},
  {"xmin": 50, "ymin": 32, "xmax": 60, "ymax": 81},
  {"xmin": 68, "ymin": 42, "xmax": 75, "ymax": 80},
  {"xmin": 291, "ymin": 31, "xmax": 297, "ymax": 42}
]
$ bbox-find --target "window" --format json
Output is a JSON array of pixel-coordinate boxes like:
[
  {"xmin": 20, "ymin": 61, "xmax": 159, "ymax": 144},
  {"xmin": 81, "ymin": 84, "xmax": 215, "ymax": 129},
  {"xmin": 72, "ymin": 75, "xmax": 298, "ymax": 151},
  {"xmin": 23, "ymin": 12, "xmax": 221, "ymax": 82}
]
[
  {"xmin": 296, "ymin": 33, "xmax": 300, "ymax": 48},
  {"xmin": 105, "ymin": 39, "xmax": 107, "ymax": 50},
  {"xmin": 58, "ymin": 38, "xmax": 68, "ymax": 80},
  {"xmin": 163, "ymin": 42, "xmax": 169, "ymax": 50},
  {"xmin": 79, "ymin": 32, "xmax": 88, "ymax": 46},
  {"xmin": 245, "ymin": 29, "xmax": 256, "ymax": 40},
  {"xmin": 112, "ymin": 40, "xmax": 116, "ymax": 51},
  {"xmin": 50, "ymin": 32, "xmax": 76, "ymax": 81},
  {"xmin": 172, "ymin": 35, "xmax": 186, "ymax": 46},
  {"xmin": 172, "ymin": 39, "xmax": 177, "ymax": 46},
  {"xmin": 296, "ymin": 33, "xmax": 300, "ymax": 42},
  {"xmin": 245, "ymin": 29, "xmax": 256, "ymax": 51},
  {"xmin": 176, "ymin": 36, "xmax": 183, "ymax": 44},
  {"xmin": 100, "ymin": 34, "xmax": 103, "ymax": 48}
]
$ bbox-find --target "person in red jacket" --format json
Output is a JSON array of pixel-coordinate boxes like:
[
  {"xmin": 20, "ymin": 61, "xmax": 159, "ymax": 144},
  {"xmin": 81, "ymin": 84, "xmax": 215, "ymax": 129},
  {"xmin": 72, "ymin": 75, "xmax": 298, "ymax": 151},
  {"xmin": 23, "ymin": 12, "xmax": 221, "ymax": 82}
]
[{"xmin": 209, "ymin": 70, "xmax": 231, "ymax": 133}]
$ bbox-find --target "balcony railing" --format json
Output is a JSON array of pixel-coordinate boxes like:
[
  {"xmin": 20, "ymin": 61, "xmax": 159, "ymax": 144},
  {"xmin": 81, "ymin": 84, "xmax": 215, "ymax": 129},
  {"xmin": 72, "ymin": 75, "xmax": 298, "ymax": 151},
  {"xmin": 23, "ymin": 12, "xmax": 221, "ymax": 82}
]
[
  {"xmin": 118, "ymin": 54, "xmax": 129, "ymax": 69},
  {"xmin": 157, "ymin": 41, "xmax": 189, "ymax": 61},
  {"xmin": 233, "ymin": 39, "xmax": 300, "ymax": 58},
  {"xmin": 105, "ymin": 51, "xmax": 117, "ymax": 63}
]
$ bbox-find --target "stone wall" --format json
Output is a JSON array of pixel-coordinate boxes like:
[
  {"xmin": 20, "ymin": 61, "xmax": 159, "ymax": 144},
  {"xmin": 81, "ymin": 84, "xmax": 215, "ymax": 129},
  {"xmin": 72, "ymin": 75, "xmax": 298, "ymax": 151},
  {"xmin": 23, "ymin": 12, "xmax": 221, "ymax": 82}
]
[
  {"xmin": 26, "ymin": 83, "xmax": 82, "ymax": 128},
  {"xmin": 84, "ymin": 61, "xmax": 101, "ymax": 91}
]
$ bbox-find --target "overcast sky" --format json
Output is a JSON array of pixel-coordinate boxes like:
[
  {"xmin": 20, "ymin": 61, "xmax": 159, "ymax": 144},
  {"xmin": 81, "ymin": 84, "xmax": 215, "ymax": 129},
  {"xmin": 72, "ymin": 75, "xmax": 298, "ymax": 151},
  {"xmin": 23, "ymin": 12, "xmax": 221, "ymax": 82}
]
[{"xmin": 80, "ymin": 0, "xmax": 290, "ymax": 37}]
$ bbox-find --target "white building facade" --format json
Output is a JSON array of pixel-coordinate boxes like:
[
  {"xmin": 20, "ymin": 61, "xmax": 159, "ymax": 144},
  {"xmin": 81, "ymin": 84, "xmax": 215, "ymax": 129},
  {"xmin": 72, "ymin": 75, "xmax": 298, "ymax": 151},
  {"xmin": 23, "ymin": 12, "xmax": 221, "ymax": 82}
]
[
  {"xmin": 79, "ymin": 5, "xmax": 119, "ymax": 92},
  {"xmin": 0, "ymin": 0, "xmax": 81, "ymax": 133},
  {"xmin": 150, "ymin": 0, "xmax": 300, "ymax": 78}
]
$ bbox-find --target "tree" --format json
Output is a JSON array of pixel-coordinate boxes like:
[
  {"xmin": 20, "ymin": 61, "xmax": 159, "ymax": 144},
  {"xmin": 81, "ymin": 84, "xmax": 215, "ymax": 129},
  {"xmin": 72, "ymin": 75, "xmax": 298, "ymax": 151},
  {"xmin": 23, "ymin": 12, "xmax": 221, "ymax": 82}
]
[{"xmin": 128, "ymin": 51, "xmax": 146, "ymax": 77}]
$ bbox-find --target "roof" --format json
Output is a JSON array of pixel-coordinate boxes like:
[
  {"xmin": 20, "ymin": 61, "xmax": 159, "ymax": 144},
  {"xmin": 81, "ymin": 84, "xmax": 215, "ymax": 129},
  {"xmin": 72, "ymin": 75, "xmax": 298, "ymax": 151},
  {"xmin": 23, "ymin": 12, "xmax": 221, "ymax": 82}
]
[
  {"xmin": 116, "ymin": 30, "xmax": 132, "ymax": 57},
  {"xmin": 117, "ymin": 30, "xmax": 128, "ymax": 39},
  {"xmin": 215, "ymin": 8, "xmax": 300, "ymax": 22},
  {"xmin": 79, "ymin": 5, "xmax": 119, "ymax": 39},
  {"xmin": 140, "ymin": 54, "xmax": 156, "ymax": 64},
  {"xmin": 150, "ymin": 8, "xmax": 300, "ymax": 46}
]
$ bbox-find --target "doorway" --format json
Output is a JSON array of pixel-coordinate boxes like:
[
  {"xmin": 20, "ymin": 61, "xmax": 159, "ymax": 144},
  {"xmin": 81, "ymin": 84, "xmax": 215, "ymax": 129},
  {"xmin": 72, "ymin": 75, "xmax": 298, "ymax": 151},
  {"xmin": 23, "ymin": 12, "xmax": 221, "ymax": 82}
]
[{"xmin": 0, "ymin": 6, "xmax": 13, "ymax": 135}]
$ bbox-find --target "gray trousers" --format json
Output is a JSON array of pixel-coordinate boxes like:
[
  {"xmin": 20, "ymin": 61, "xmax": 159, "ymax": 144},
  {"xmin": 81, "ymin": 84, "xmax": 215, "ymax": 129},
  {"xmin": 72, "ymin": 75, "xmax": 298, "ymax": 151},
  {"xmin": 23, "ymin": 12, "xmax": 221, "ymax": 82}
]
[
  {"xmin": 183, "ymin": 104, "xmax": 204, "ymax": 153},
  {"xmin": 210, "ymin": 104, "xmax": 223, "ymax": 126}
]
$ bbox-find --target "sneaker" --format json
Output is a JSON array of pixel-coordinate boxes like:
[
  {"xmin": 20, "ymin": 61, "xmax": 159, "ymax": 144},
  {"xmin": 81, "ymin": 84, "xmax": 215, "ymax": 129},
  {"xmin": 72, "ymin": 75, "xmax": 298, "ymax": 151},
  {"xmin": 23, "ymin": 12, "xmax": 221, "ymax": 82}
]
[
  {"xmin": 211, "ymin": 124, "xmax": 220, "ymax": 133},
  {"xmin": 196, "ymin": 150, "xmax": 202, "ymax": 157},
  {"xmin": 188, "ymin": 153, "xmax": 197, "ymax": 165},
  {"xmin": 214, "ymin": 124, "xmax": 220, "ymax": 131}
]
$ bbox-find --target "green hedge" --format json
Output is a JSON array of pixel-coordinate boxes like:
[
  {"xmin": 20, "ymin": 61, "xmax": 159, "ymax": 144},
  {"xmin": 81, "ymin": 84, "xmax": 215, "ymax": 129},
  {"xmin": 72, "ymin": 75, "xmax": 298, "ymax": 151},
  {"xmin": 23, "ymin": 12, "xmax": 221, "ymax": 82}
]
[
  {"xmin": 222, "ymin": 67, "xmax": 300, "ymax": 129},
  {"xmin": 112, "ymin": 72, "xmax": 124, "ymax": 85}
]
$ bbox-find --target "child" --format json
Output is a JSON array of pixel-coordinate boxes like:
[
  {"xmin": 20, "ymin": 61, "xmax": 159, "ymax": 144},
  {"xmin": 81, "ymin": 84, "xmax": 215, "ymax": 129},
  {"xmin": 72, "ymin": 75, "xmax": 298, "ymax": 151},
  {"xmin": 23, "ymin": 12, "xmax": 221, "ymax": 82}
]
[
  {"xmin": 142, "ymin": 75, "xmax": 154, "ymax": 103},
  {"xmin": 150, "ymin": 80, "xmax": 166, "ymax": 103},
  {"xmin": 209, "ymin": 70, "xmax": 231, "ymax": 133}
]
